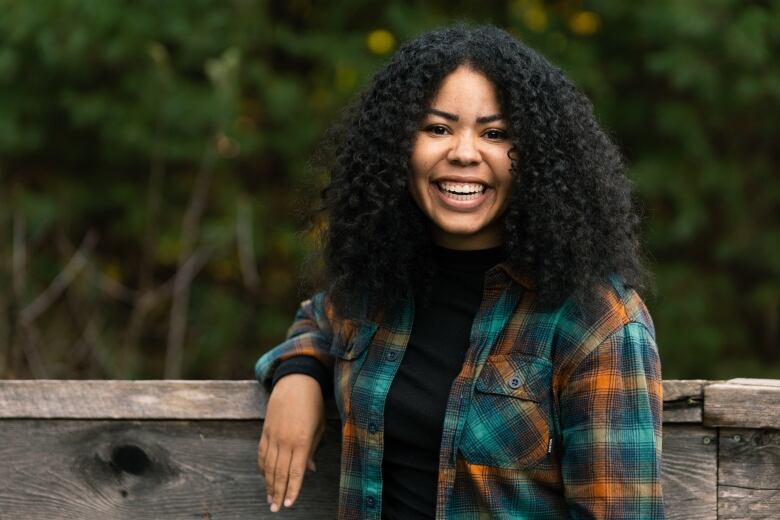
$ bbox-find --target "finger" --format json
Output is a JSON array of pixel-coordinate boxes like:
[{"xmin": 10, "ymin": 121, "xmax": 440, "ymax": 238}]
[
  {"xmin": 257, "ymin": 434, "xmax": 267, "ymax": 474},
  {"xmin": 282, "ymin": 448, "xmax": 309, "ymax": 508},
  {"xmin": 271, "ymin": 447, "xmax": 293, "ymax": 512},
  {"xmin": 263, "ymin": 442, "xmax": 278, "ymax": 506}
]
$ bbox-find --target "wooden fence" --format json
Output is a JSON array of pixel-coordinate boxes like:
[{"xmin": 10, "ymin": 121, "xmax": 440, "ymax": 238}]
[{"xmin": 0, "ymin": 378, "xmax": 778, "ymax": 519}]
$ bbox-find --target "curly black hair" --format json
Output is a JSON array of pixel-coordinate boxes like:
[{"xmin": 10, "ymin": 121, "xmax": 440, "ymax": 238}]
[{"xmin": 309, "ymin": 24, "xmax": 653, "ymax": 322}]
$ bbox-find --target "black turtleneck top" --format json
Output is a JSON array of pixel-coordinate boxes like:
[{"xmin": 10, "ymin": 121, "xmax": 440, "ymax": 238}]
[{"xmin": 272, "ymin": 245, "xmax": 508, "ymax": 519}]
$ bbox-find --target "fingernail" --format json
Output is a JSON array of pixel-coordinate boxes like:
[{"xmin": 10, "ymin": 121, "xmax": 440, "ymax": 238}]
[
  {"xmin": 267, "ymin": 494, "xmax": 272, "ymax": 504},
  {"xmin": 270, "ymin": 502, "xmax": 279, "ymax": 513},
  {"xmin": 284, "ymin": 498, "xmax": 293, "ymax": 507}
]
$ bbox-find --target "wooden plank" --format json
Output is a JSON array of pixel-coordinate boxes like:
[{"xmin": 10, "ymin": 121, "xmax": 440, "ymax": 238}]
[
  {"xmin": 0, "ymin": 407, "xmax": 724, "ymax": 520},
  {"xmin": 726, "ymin": 378, "xmax": 780, "ymax": 388},
  {"xmin": 660, "ymin": 424, "xmax": 718, "ymax": 520},
  {"xmin": 0, "ymin": 380, "xmax": 267, "ymax": 419},
  {"xmin": 663, "ymin": 380, "xmax": 709, "ymax": 402},
  {"xmin": 718, "ymin": 427, "xmax": 780, "ymax": 520},
  {"xmin": 704, "ymin": 379, "xmax": 780, "ymax": 428},
  {"xmin": 0, "ymin": 419, "xmax": 341, "ymax": 519},
  {"xmin": 0, "ymin": 380, "xmax": 336, "ymax": 421},
  {"xmin": 1, "ymin": 379, "xmax": 710, "ymax": 422},
  {"xmin": 662, "ymin": 380, "xmax": 707, "ymax": 423}
]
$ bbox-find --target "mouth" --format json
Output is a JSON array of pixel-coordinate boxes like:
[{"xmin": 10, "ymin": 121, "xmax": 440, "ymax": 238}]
[
  {"xmin": 435, "ymin": 181, "xmax": 488, "ymax": 201},
  {"xmin": 430, "ymin": 180, "xmax": 492, "ymax": 210}
]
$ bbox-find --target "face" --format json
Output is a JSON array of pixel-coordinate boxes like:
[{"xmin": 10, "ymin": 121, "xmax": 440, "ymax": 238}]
[{"xmin": 408, "ymin": 65, "xmax": 514, "ymax": 250}]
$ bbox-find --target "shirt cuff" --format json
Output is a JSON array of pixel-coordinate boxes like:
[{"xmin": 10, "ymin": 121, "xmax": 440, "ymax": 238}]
[{"xmin": 272, "ymin": 355, "xmax": 334, "ymax": 399}]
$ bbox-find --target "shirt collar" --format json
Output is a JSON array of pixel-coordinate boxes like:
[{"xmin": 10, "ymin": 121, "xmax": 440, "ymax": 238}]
[{"xmin": 492, "ymin": 260, "xmax": 536, "ymax": 291}]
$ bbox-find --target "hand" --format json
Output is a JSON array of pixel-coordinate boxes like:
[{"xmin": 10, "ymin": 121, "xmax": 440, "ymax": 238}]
[{"xmin": 257, "ymin": 373, "xmax": 326, "ymax": 513}]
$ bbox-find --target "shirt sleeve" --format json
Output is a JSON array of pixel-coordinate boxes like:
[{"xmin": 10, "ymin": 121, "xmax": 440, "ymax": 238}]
[
  {"xmin": 272, "ymin": 355, "xmax": 334, "ymax": 399},
  {"xmin": 558, "ymin": 321, "xmax": 665, "ymax": 519},
  {"xmin": 254, "ymin": 291, "xmax": 336, "ymax": 396}
]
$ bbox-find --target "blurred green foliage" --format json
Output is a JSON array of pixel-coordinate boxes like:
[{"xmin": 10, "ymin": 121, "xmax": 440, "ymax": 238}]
[{"xmin": 0, "ymin": 0, "xmax": 777, "ymax": 380}]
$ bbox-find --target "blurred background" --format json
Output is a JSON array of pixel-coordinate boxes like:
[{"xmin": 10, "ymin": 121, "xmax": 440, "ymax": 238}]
[{"xmin": 0, "ymin": 0, "xmax": 777, "ymax": 381}]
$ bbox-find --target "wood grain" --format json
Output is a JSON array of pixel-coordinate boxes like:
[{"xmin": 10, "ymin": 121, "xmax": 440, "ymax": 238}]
[
  {"xmin": 718, "ymin": 427, "xmax": 780, "ymax": 520},
  {"xmin": 663, "ymin": 380, "xmax": 707, "ymax": 424},
  {"xmin": 0, "ymin": 379, "xmax": 705, "ymax": 422},
  {"xmin": 660, "ymin": 424, "xmax": 718, "ymax": 520},
  {"xmin": 0, "ymin": 380, "xmax": 267, "ymax": 419},
  {"xmin": 663, "ymin": 380, "xmax": 709, "ymax": 402},
  {"xmin": 0, "ymin": 380, "xmax": 339, "ymax": 421},
  {"xmin": 2, "ymin": 379, "xmax": 779, "ymax": 519},
  {"xmin": 704, "ymin": 379, "xmax": 780, "ymax": 428},
  {"xmin": 0, "ymin": 419, "xmax": 341, "ymax": 519}
]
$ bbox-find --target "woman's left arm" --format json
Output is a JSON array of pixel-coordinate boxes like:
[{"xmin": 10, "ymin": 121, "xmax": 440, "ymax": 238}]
[{"xmin": 558, "ymin": 321, "xmax": 665, "ymax": 519}]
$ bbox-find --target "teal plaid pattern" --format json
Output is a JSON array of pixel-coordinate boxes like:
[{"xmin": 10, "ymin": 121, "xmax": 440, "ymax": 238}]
[{"xmin": 255, "ymin": 264, "xmax": 664, "ymax": 519}]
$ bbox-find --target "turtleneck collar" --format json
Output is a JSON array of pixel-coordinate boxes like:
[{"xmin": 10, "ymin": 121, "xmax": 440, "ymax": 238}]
[{"xmin": 432, "ymin": 244, "xmax": 507, "ymax": 272}]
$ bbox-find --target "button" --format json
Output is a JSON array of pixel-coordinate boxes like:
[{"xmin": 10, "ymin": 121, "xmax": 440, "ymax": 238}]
[
  {"xmin": 386, "ymin": 350, "xmax": 397, "ymax": 361},
  {"xmin": 368, "ymin": 422, "xmax": 377, "ymax": 434},
  {"xmin": 366, "ymin": 496, "xmax": 376, "ymax": 508},
  {"xmin": 508, "ymin": 376, "xmax": 521, "ymax": 389}
]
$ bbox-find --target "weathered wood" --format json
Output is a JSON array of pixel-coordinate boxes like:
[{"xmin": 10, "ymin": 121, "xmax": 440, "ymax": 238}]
[
  {"xmin": 663, "ymin": 380, "xmax": 710, "ymax": 401},
  {"xmin": 0, "ymin": 419, "xmax": 341, "ymax": 519},
  {"xmin": 1, "ymin": 379, "xmax": 779, "ymax": 519},
  {"xmin": 0, "ymin": 380, "xmax": 342, "ymax": 420},
  {"xmin": 717, "ymin": 427, "xmax": 780, "ymax": 520},
  {"xmin": 0, "ymin": 379, "xmax": 709, "ymax": 421},
  {"xmin": 0, "ymin": 380, "xmax": 266, "ymax": 419},
  {"xmin": 704, "ymin": 379, "xmax": 780, "ymax": 428},
  {"xmin": 660, "ymin": 424, "xmax": 718, "ymax": 520},
  {"xmin": 663, "ymin": 380, "xmax": 709, "ymax": 423}
]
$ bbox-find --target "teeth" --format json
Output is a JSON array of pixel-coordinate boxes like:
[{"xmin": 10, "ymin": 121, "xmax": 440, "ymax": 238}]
[
  {"xmin": 442, "ymin": 191, "xmax": 482, "ymax": 201},
  {"xmin": 438, "ymin": 181, "xmax": 486, "ymax": 194}
]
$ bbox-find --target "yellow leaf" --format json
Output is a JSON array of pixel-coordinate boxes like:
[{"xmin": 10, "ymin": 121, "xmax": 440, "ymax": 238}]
[
  {"xmin": 366, "ymin": 29, "xmax": 396, "ymax": 55},
  {"xmin": 523, "ymin": 5, "xmax": 548, "ymax": 32},
  {"xmin": 569, "ymin": 11, "xmax": 601, "ymax": 36}
]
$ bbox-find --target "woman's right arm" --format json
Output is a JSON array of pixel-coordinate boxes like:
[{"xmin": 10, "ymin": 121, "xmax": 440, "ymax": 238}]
[
  {"xmin": 254, "ymin": 292, "xmax": 335, "ymax": 513},
  {"xmin": 254, "ymin": 292, "xmax": 335, "ymax": 393}
]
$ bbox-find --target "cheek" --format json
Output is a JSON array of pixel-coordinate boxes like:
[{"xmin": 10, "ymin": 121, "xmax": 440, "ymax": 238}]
[{"xmin": 409, "ymin": 153, "xmax": 427, "ymax": 183}]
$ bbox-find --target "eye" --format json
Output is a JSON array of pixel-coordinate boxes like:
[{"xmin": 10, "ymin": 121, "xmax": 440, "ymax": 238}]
[
  {"xmin": 484, "ymin": 129, "xmax": 508, "ymax": 141},
  {"xmin": 424, "ymin": 124, "xmax": 449, "ymax": 136}
]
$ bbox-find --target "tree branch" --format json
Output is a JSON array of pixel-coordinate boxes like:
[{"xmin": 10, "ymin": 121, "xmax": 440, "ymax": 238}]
[{"xmin": 18, "ymin": 230, "xmax": 99, "ymax": 327}]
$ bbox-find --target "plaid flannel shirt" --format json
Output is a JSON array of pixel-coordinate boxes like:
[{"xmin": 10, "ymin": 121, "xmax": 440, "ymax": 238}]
[{"xmin": 254, "ymin": 262, "xmax": 664, "ymax": 519}]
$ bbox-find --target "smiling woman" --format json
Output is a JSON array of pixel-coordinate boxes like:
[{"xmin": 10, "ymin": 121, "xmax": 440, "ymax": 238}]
[
  {"xmin": 254, "ymin": 24, "xmax": 664, "ymax": 520},
  {"xmin": 409, "ymin": 66, "xmax": 514, "ymax": 250}
]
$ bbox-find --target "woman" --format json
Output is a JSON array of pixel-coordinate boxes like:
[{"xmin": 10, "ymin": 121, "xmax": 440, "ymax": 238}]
[{"xmin": 255, "ymin": 24, "xmax": 664, "ymax": 519}]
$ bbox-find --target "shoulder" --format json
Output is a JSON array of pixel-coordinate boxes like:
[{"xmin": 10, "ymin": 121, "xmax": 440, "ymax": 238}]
[
  {"xmin": 311, "ymin": 290, "xmax": 376, "ymax": 344},
  {"xmin": 550, "ymin": 274, "xmax": 655, "ymax": 376},
  {"xmin": 558, "ymin": 273, "xmax": 654, "ymax": 337}
]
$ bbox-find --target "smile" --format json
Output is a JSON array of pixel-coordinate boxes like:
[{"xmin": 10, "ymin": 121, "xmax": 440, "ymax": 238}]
[
  {"xmin": 436, "ymin": 181, "xmax": 487, "ymax": 200},
  {"xmin": 432, "ymin": 181, "xmax": 491, "ymax": 209}
]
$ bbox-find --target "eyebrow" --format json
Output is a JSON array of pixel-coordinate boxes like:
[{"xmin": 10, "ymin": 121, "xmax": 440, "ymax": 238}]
[{"xmin": 426, "ymin": 108, "xmax": 504, "ymax": 124}]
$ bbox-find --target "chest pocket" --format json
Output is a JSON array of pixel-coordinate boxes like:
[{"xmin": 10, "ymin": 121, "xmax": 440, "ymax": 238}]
[
  {"xmin": 329, "ymin": 322, "xmax": 376, "ymax": 423},
  {"xmin": 459, "ymin": 354, "xmax": 553, "ymax": 470}
]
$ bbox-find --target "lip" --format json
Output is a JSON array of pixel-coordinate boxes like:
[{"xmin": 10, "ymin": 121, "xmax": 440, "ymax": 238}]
[{"xmin": 430, "ymin": 181, "xmax": 492, "ymax": 211}]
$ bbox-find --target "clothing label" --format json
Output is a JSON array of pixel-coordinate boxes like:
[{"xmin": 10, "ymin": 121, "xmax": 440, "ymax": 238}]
[{"xmin": 547, "ymin": 438, "xmax": 553, "ymax": 453}]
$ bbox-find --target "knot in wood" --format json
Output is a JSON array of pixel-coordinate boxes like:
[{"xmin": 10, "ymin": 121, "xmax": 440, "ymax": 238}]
[{"xmin": 110, "ymin": 444, "xmax": 152, "ymax": 475}]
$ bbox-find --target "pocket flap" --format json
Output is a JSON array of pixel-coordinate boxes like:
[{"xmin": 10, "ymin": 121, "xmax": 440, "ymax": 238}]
[{"xmin": 475, "ymin": 354, "xmax": 552, "ymax": 402}]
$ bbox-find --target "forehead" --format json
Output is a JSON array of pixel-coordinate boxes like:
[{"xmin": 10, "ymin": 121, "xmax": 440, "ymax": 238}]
[{"xmin": 429, "ymin": 66, "xmax": 500, "ymax": 113}]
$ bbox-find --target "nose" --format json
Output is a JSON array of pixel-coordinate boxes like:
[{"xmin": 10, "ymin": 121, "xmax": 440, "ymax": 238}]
[{"xmin": 447, "ymin": 132, "xmax": 481, "ymax": 165}]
